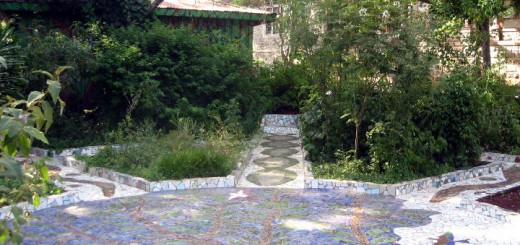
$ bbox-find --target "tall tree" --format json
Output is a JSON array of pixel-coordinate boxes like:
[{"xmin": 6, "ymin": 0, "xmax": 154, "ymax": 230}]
[{"xmin": 420, "ymin": 0, "xmax": 507, "ymax": 71}]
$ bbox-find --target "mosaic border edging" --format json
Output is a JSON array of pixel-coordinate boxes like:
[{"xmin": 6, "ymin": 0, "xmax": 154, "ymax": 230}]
[
  {"xmin": 459, "ymin": 199, "xmax": 518, "ymax": 223},
  {"xmin": 481, "ymin": 152, "xmax": 520, "ymax": 163},
  {"xmin": 87, "ymin": 166, "xmax": 236, "ymax": 192},
  {"xmin": 0, "ymin": 192, "xmax": 83, "ymax": 220},
  {"xmin": 261, "ymin": 114, "xmax": 299, "ymax": 127},
  {"xmin": 231, "ymin": 132, "xmax": 263, "ymax": 186},
  {"xmin": 305, "ymin": 162, "xmax": 504, "ymax": 196},
  {"xmin": 48, "ymin": 133, "xmax": 262, "ymax": 192},
  {"xmin": 262, "ymin": 126, "xmax": 300, "ymax": 135}
]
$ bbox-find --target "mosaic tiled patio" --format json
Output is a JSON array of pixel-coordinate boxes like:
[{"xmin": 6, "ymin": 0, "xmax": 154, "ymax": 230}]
[{"xmin": 6, "ymin": 115, "xmax": 520, "ymax": 244}]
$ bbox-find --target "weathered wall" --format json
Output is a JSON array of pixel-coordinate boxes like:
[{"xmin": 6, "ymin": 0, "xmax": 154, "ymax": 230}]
[
  {"xmin": 491, "ymin": 18, "xmax": 520, "ymax": 84},
  {"xmin": 253, "ymin": 23, "xmax": 281, "ymax": 63}
]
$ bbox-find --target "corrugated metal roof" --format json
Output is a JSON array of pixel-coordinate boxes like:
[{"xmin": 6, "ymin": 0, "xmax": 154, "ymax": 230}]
[{"xmin": 158, "ymin": 0, "xmax": 271, "ymax": 15}]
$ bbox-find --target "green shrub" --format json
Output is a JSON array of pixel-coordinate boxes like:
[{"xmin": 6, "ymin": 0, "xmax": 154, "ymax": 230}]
[
  {"xmin": 153, "ymin": 148, "xmax": 233, "ymax": 180},
  {"xmin": 85, "ymin": 119, "xmax": 242, "ymax": 181}
]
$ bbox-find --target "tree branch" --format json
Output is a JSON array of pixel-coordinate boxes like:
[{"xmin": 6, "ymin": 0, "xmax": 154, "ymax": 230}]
[{"xmin": 149, "ymin": 0, "xmax": 165, "ymax": 14}]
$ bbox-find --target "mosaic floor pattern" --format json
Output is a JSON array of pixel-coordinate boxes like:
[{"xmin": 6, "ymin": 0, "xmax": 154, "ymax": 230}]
[
  {"xmin": 239, "ymin": 134, "xmax": 305, "ymax": 188},
  {"xmin": 20, "ymin": 188, "xmax": 437, "ymax": 245}
]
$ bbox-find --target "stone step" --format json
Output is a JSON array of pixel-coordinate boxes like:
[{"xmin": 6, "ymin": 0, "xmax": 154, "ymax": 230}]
[
  {"xmin": 263, "ymin": 126, "xmax": 300, "ymax": 135},
  {"xmin": 261, "ymin": 114, "xmax": 299, "ymax": 127}
]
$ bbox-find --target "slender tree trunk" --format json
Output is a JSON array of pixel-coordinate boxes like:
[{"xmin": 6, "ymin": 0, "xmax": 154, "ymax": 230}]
[
  {"xmin": 354, "ymin": 122, "xmax": 360, "ymax": 158},
  {"xmin": 149, "ymin": 0, "xmax": 165, "ymax": 14},
  {"xmin": 354, "ymin": 93, "xmax": 369, "ymax": 158},
  {"xmin": 479, "ymin": 19, "xmax": 491, "ymax": 71}
]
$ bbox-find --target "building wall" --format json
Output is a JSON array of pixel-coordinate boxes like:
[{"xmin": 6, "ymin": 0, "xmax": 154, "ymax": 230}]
[
  {"xmin": 253, "ymin": 23, "xmax": 281, "ymax": 63},
  {"xmin": 491, "ymin": 18, "xmax": 520, "ymax": 84}
]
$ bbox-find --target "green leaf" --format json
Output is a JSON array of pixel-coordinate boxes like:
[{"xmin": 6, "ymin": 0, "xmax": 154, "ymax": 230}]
[
  {"xmin": 32, "ymin": 193, "xmax": 41, "ymax": 207},
  {"xmin": 31, "ymin": 106, "xmax": 45, "ymax": 130},
  {"xmin": 10, "ymin": 206, "xmax": 23, "ymax": 216},
  {"xmin": 46, "ymin": 79, "xmax": 62, "ymax": 104},
  {"xmin": 0, "ymin": 117, "xmax": 23, "ymax": 138},
  {"xmin": 41, "ymin": 101, "xmax": 54, "ymax": 132},
  {"xmin": 12, "ymin": 232, "xmax": 23, "ymax": 245},
  {"xmin": 0, "ymin": 56, "xmax": 6, "ymax": 69},
  {"xmin": 58, "ymin": 98, "xmax": 66, "ymax": 116},
  {"xmin": 27, "ymin": 91, "xmax": 45, "ymax": 108},
  {"xmin": 54, "ymin": 66, "xmax": 72, "ymax": 77},
  {"xmin": 3, "ymin": 136, "xmax": 18, "ymax": 157},
  {"xmin": 40, "ymin": 164, "xmax": 49, "ymax": 181},
  {"xmin": 33, "ymin": 70, "xmax": 54, "ymax": 80},
  {"xmin": 0, "ymin": 157, "xmax": 22, "ymax": 179},
  {"xmin": 17, "ymin": 133, "xmax": 31, "ymax": 157},
  {"xmin": 23, "ymin": 126, "xmax": 48, "ymax": 144}
]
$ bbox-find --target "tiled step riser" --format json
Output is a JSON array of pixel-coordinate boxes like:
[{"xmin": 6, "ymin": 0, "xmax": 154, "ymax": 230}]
[{"xmin": 261, "ymin": 114, "xmax": 299, "ymax": 127}]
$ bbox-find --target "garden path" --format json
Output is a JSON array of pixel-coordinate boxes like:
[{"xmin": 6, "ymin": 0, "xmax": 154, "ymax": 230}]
[{"xmin": 237, "ymin": 134, "xmax": 306, "ymax": 188}]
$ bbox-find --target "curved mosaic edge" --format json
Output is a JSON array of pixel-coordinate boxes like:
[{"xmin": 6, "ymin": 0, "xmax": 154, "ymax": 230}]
[
  {"xmin": 460, "ymin": 196, "xmax": 519, "ymax": 223},
  {"xmin": 0, "ymin": 192, "xmax": 83, "ymax": 220},
  {"xmin": 260, "ymin": 148, "xmax": 299, "ymax": 158},
  {"xmin": 305, "ymin": 162, "xmax": 505, "ymax": 197},
  {"xmin": 263, "ymin": 135, "xmax": 299, "ymax": 142},
  {"xmin": 481, "ymin": 152, "xmax": 520, "ymax": 163}
]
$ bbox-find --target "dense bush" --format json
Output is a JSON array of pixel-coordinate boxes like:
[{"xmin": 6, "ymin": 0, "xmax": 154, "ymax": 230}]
[
  {"xmin": 300, "ymin": 0, "xmax": 520, "ymax": 183},
  {"xmin": 261, "ymin": 62, "xmax": 308, "ymax": 114},
  {"xmin": 18, "ymin": 22, "xmax": 273, "ymax": 148}
]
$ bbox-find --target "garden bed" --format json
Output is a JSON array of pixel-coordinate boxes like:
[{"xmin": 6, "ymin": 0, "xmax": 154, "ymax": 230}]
[
  {"xmin": 478, "ymin": 185, "xmax": 520, "ymax": 213},
  {"xmin": 38, "ymin": 132, "xmax": 262, "ymax": 192},
  {"xmin": 305, "ymin": 160, "xmax": 504, "ymax": 196}
]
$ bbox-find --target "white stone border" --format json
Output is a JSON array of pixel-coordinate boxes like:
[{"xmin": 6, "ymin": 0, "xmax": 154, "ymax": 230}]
[
  {"xmin": 305, "ymin": 161, "xmax": 504, "ymax": 196},
  {"xmin": 0, "ymin": 192, "xmax": 83, "ymax": 220},
  {"xmin": 460, "ymin": 194, "xmax": 520, "ymax": 223},
  {"xmin": 38, "ymin": 132, "xmax": 261, "ymax": 193}
]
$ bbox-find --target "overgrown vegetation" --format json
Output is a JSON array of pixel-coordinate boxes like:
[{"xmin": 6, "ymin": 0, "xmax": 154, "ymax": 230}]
[
  {"xmin": 84, "ymin": 119, "xmax": 241, "ymax": 181},
  {"xmin": 294, "ymin": 0, "xmax": 520, "ymax": 183},
  {"xmin": 19, "ymin": 22, "xmax": 273, "ymax": 148}
]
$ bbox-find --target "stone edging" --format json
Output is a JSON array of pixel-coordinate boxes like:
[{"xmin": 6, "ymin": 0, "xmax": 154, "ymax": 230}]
[
  {"xmin": 87, "ymin": 165, "xmax": 236, "ymax": 191},
  {"xmin": 481, "ymin": 152, "xmax": 520, "ymax": 163},
  {"xmin": 261, "ymin": 114, "xmax": 300, "ymax": 135},
  {"xmin": 459, "ymin": 196, "xmax": 519, "ymax": 223},
  {"xmin": 305, "ymin": 161, "xmax": 504, "ymax": 196},
  {"xmin": 0, "ymin": 192, "xmax": 83, "ymax": 220},
  {"xmin": 47, "ymin": 132, "xmax": 262, "ymax": 192}
]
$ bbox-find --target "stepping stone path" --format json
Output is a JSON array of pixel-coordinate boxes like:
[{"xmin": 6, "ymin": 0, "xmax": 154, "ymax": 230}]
[{"xmin": 238, "ymin": 115, "xmax": 305, "ymax": 188}]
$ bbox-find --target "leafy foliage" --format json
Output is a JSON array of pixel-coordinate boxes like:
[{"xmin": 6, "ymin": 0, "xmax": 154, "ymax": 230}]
[
  {"xmin": 0, "ymin": 21, "xmax": 26, "ymax": 103},
  {"xmin": 297, "ymin": 0, "xmax": 520, "ymax": 183},
  {"xmin": 19, "ymin": 22, "xmax": 272, "ymax": 148},
  {"xmin": 35, "ymin": 0, "xmax": 154, "ymax": 27},
  {"xmin": 0, "ymin": 67, "xmax": 65, "ymax": 244}
]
